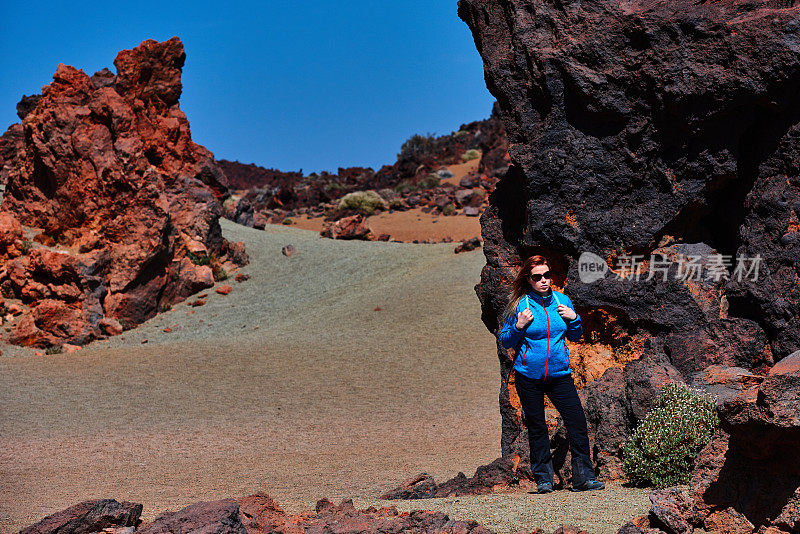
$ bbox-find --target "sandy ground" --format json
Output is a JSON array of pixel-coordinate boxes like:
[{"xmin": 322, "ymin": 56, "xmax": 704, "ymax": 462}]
[
  {"xmin": 0, "ymin": 220, "xmax": 648, "ymax": 533},
  {"xmin": 291, "ymin": 209, "xmax": 483, "ymax": 243},
  {"xmin": 284, "ymin": 158, "xmax": 484, "ymax": 241}
]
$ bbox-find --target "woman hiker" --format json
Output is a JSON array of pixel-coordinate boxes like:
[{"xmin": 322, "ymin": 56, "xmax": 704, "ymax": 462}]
[{"xmin": 498, "ymin": 254, "xmax": 605, "ymax": 494}]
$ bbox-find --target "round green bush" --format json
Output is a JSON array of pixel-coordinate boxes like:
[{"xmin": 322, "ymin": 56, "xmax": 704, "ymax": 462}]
[
  {"xmin": 461, "ymin": 149, "xmax": 481, "ymax": 162},
  {"xmin": 338, "ymin": 190, "xmax": 386, "ymax": 215},
  {"xmin": 622, "ymin": 383, "xmax": 719, "ymax": 487}
]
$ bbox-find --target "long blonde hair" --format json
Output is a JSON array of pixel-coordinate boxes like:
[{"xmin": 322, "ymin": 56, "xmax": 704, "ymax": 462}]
[{"xmin": 503, "ymin": 255, "xmax": 550, "ymax": 319}]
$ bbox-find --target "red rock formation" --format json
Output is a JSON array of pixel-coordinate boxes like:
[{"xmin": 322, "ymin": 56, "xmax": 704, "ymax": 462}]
[
  {"xmin": 21, "ymin": 493, "xmax": 495, "ymax": 534},
  {"xmin": 0, "ymin": 37, "xmax": 247, "ymax": 348},
  {"xmin": 320, "ymin": 214, "xmax": 374, "ymax": 240}
]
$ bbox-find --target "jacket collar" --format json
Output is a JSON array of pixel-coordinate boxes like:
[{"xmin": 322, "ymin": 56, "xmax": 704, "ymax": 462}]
[{"xmin": 526, "ymin": 288, "xmax": 554, "ymax": 305}]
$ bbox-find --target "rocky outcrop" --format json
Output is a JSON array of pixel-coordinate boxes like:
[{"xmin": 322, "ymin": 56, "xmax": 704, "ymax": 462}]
[
  {"xmin": 218, "ymin": 161, "xmax": 304, "ymax": 191},
  {"xmin": 221, "ymin": 106, "xmax": 508, "ymax": 239},
  {"xmin": 457, "ymin": 0, "xmax": 800, "ymax": 480},
  {"xmin": 19, "ymin": 499, "xmax": 143, "ymax": 534},
  {"xmin": 382, "ymin": 456, "xmax": 533, "ymax": 499},
  {"xmin": 0, "ymin": 37, "xmax": 247, "ymax": 348},
  {"xmin": 21, "ymin": 493, "xmax": 495, "ymax": 534}
]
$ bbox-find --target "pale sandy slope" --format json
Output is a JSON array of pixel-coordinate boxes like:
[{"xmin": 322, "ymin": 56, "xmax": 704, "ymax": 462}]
[{"xmin": 0, "ymin": 219, "xmax": 648, "ymax": 533}]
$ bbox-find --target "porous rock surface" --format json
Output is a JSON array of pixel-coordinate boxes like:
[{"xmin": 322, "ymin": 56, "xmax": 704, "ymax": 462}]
[
  {"xmin": 0, "ymin": 37, "xmax": 247, "ymax": 348},
  {"xmin": 455, "ymin": 0, "xmax": 800, "ymax": 483},
  {"xmin": 21, "ymin": 493, "xmax": 497, "ymax": 534}
]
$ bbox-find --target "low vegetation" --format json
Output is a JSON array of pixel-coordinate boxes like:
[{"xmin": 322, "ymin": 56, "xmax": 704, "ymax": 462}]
[
  {"xmin": 622, "ymin": 383, "xmax": 719, "ymax": 487},
  {"xmin": 338, "ymin": 190, "xmax": 386, "ymax": 216}
]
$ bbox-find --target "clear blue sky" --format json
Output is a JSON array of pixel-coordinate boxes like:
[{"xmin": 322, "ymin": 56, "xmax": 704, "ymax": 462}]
[{"xmin": 0, "ymin": 1, "xmax": 494, "ymax": 174}]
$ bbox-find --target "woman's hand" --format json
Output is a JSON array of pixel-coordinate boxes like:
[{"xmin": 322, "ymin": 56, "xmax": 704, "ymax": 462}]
[
  {"xmin": 516, "ymin": 308, "xmax": 534, "ymax": 330},
  {"xmin": 557, "ymin": 304, "xmax": 577, "ymax": 321}
]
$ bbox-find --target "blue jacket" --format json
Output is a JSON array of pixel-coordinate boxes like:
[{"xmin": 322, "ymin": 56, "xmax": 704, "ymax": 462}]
[{"xmin": 498, "ymin": 289, "xmax": 583, "ymax": 380}]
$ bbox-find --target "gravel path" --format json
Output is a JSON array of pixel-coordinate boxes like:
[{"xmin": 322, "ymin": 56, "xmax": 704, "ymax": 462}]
[{"xmin": 0, "ymin": 220, "xmax": 649, "ymax": 533}]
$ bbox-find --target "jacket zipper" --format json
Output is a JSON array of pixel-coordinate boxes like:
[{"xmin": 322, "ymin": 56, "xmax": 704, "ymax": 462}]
[{"xmin": 541, "ymin": 299, "xmax": 550, "ymax": 378}]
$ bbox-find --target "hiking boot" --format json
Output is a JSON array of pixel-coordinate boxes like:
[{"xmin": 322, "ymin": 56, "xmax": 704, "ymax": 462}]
[
  {"xmin": 570, "ymin": 479, "xmax": 605, "ymax": 492},
  {"xmin": 536, "ymin": 481, "xmax": 554, "ymax": 494}
]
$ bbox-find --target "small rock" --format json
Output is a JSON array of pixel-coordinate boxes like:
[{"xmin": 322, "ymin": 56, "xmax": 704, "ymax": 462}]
[
  {"xmin": 235, "ymin": 273, "xmax": 250, "ymax": 283},
  {"xmin": 62, "ymin": 344, "xmax": 81, "ymax": 353},
  {"xmin": 141, "ymin": 339, "xmax": 148, "ymax": 344},
  {"xmin": 464, "ymin": 206, "xmax": 481, "ymax": 217},
  {"xmin": 374, "ymin": 307, "xmax": 382, "ymax": 311},
  {"xmin": 455, "ymin": 237, "xmax": 482, "ymax": 254},
  {"xmin": 8, "ymin": 303, "xmax": 24, "ymax": 316},
  {"xmin": 459, "ymin": 175, "xmax": 477, "ymax": 187},
  {"xmin": 215, "ymin": 285, "xmax": 232, "ymax": 295},
  {"xmin": 163, "ymin": 327, "xmax": 172, "ymax": 333},
  {"xmin": 99, "ymin": 318, "xmax": 124, "ymax": 336},
  {"xmin": 190, "ymin": 299, "xmax": 206, "ymax": 307},
  {"xmin": 281, "ymin": 244, "xmax": 296, "ymax": 256}
]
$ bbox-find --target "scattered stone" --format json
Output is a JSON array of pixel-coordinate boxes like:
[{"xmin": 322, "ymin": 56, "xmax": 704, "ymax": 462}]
[
  {"xmin": 455, "ymin": 237, "xmax": 481, "ymax": 254},
  {"xmin": 235, "ymin": 273, "xmax": 250, "ymax": 283},
  {"xmin": 463, "ymin": 206, "xmax": 481, "ymax": 217},
  {"xmin": 190, "ymin": 299, "xmax": 206, "ymax": 307},
  {"xmin": 62, "ymin": 344, "xmax": 81, "ymax": 353},
  {"xmin": 99, "ymin": 318, "xmax": 124, "ymax": 336},
  {"xmin": 282, "ymin": 244, "xmax": 296, "ymax": 256},
  {"xmin": 321, "ymin": 214, "xmax": 374, "ymax": 240},
  {"xmin": 215, "ymin": 285, "xmax": 233, "ymax": 295},
  {"xmin": 163, "ymin": 327, "xmax": 172, "ymax": 333}
]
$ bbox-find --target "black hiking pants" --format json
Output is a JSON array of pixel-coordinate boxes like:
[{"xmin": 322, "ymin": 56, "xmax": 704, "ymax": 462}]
[{"xmin": 514, "ymin": 371, "xmax": 595, "ymax": 486}]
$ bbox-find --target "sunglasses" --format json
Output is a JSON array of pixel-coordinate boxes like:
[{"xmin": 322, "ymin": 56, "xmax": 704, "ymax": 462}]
[{"xmin": 528, "ymin": 270, "xmax": 551, "ymax": 282}]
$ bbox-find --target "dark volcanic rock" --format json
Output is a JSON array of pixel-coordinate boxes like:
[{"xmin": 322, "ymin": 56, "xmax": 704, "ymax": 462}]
[
  {"xmin": 295, "ymin": 498, "xmax": 493, "ymax": 534},
  {"xmin": 19, "ymin": 499, "xmax": 143, "ymax": 534},
  {"xmin": 383, "ymin": 456, "xmax": 531, "ymax": 500},
  {"xmin": 0, "ymin": 37, "xmax": 247, "ymax": 348},
  {"xmin": 23, "ymin": 493, "xmax": 496, "ymax": 534},
  {"xmin": 458, "ymin": 0, "xmax": 800, "ymax": 477},
  {"xmin": 139, "ymin": 499, "xmax": 246, "ymax": 534}
]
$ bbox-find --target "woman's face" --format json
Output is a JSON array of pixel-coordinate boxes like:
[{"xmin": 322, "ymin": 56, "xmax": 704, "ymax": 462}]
[{"xmin": 528, "ymin": 264, "xmax": 551, "ymax": 295}]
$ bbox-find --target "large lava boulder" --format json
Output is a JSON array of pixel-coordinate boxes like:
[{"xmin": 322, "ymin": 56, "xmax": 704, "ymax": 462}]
[{"xmin": 458, "ymin": 0, "xmax": 800, "ymax": 480}]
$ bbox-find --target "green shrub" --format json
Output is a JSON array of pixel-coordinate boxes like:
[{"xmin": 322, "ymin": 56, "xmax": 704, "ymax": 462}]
[
  {"xmin": 442, "ymin": 203, "xmax": 456, "ymax": 216},
  {"xmin": 159, "ymin": 303, "xmax": 172, "ymax": 313},
  {"xmin": 393, "ymin": 180, "xmax": 416, "ymax": 194},
  {"xmin": 622, "ymin": 383, "xmax": 719, "ymax": 487},
  {"xmin": 281, "ymin": 218, "xmax": 293, "ymax": 225},
  {"xmin": 338, "ymin": 190, "xmax": 386, "ymax": 215},
  {"xmin": 324, "ymin": 182, "xmax": 346, "ymax": 193},
  {"xmin": 187, "ymin": 251, "xmax": 210, "ymax": 266},
  {"xmin": 399, "ymin": 133, "xmax": 437, "ymax": 158},
  {"xmin": 461, "ymin": 149, "xmax": 481, "ymax": 162},
  {"xmin": 45, "ymin": 346, "xmax": 62, "ymax": 355},
  {"xmin": 19, "ymin": 239, "xmax": 33, "ymax": 255},
  {"xmin": 212, "ymin": 263, "xmax": 228, "ymax": 281},
  {"xmin": 418, "ymin": 174, "xmax": 441, "ymax": 189}
]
